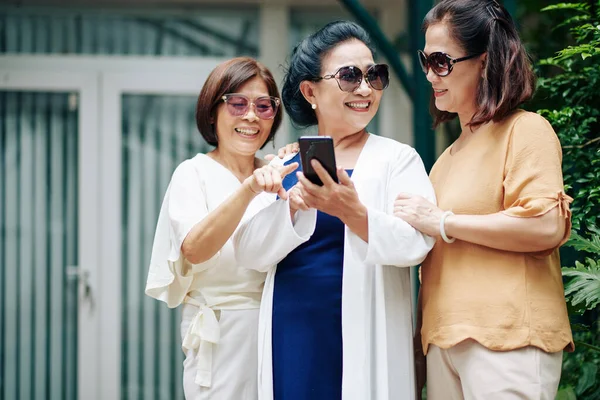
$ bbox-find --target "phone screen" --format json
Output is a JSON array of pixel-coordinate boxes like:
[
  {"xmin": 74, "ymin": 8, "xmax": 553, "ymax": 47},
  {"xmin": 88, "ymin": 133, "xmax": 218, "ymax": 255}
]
[{"xmin": 298, "ymin": 136, "xmax": 338, "ymax": 186}]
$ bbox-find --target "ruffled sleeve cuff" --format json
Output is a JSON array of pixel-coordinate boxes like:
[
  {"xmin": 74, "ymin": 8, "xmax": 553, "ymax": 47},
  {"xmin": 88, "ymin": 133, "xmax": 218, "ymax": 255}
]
[
  {"xmin": 503, "ymin": 191, "xmax": 573, "ymax": 218},
  {"xmin": 146, "ymin": 221, "xmax": 221, "ymax": 308},
  {"xmin": 502, "ymin": 191, "xmax": 573, "ymax": 249},
  {"xmin": 146, "ymin": 191, "xmax": 219, "ymax": 308},
  {"xmin": 145, "ymin": 258, "xmax": 193, "ymax": 308}
]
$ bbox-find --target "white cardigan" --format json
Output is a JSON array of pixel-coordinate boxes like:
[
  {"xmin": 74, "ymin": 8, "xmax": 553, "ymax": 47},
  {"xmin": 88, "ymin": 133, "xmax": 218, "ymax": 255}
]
[{"xmin": 234, "ymin": 134, "xmax": 436, "ymax": 400}]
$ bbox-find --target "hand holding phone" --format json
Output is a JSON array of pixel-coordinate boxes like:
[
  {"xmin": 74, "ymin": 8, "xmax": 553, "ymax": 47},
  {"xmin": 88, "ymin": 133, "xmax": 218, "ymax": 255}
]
[
  {"xmin": 295, "ymin": 140, "xmax": 365, "ymax": 239},
  {"xmin": 298, "ymin": 136, "xmax": 338, "ymax": 186}
]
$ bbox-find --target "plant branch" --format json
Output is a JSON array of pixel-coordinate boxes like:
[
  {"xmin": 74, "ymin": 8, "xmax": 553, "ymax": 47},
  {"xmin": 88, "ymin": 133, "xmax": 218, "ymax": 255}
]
[
  {"xmin": 563, "ymin": 136, "xmax": 600, "ymax": 149},
  {"xmin": 575, "ymin": 339, "xmax": 600, "ymax": 353}
]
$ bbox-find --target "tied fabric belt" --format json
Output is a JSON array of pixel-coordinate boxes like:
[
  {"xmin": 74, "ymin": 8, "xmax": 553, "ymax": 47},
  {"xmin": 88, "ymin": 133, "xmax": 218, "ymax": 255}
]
[{"xmin": 182, "ymin": 296, "xmax": 220, "ymax": 388}]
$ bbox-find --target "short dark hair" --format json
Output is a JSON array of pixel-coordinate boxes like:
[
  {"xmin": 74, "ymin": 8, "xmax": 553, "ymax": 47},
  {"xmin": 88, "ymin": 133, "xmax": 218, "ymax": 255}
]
[
  {"xmin": 196, "ymin": 57, "xmax": 282, "ymax": 149},
  {"xmin": 282, "ymin": 21, "xmax": 375, "ymax": 128},
  {"xmin": 423, "ymin": 0, "xmax": 536, "ymax": 129}
]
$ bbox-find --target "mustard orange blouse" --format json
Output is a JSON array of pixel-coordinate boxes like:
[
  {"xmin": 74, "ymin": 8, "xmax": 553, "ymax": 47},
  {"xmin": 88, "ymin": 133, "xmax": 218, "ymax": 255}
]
[{"xmin": 421, "ymin": 110, "xmax": 574, "ymax": 354}]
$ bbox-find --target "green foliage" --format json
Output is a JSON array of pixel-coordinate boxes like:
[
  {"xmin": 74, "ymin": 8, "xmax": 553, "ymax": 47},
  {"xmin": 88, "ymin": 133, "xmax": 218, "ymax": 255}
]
[
  {"xmin": 568, "ymin": 227, "xmax": 600, "ymax": 254},
  {"xmin": 541, "ymin": 3, "xmax": 590, "ymax": 12},
  {"xmin": 557, "ymin": 386, "xmax": 578, "ymax": 400},
  {"xmin": 529, "ymin": 1, "xmax": 600, "ymax": 398},
  {"xmin": 563, "ymin": 235, "xmax": 600, "ymax": 312},
  {"xmin": 557, "ymin": 328, "xmax": 600, "ymax": 399},
  {"xmin": 534, "ymin": 0, "xmax": 600, "ymax": 230},
  {"xmin": 559, "ymin": 228, "xmax": 600, "ymax": 399}
]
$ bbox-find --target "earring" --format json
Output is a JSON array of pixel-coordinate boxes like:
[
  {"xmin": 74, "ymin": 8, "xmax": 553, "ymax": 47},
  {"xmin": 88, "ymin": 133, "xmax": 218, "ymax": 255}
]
[{"xmin": 311, "ymin": 103, "xmax": 317, "ymax": 110}]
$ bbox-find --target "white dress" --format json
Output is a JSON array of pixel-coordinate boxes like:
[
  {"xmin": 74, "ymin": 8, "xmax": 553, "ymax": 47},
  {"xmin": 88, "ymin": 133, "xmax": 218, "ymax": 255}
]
[
  {"xmin": 234, "ymin": 134, "xmax": 437, "ymax": 400},
  {"xmin": 145, "ymin": 153, "xmax": 272, "ymax": 400}
]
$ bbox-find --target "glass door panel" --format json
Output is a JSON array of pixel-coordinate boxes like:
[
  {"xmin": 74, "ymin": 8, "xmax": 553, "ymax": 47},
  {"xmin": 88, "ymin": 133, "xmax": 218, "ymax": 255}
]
[
  {"xmin": 120, "ymin": 94, "xmax": 210, "ymax": 400},
  {"xmin": 0, "ymin": 90, "xmax": 78, "ymax": 400}
]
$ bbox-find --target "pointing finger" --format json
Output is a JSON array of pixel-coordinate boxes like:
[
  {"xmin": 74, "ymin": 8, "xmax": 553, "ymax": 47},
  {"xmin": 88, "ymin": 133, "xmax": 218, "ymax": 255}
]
[{"xmin": 279, "ymin": 162, "xmax": 299, "ymax": 178}]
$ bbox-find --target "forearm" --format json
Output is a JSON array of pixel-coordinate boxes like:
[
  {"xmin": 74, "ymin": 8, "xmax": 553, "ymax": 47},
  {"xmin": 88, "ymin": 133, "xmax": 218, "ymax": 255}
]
[
  {"xmin": 444, "ymin": 207, "xmax": 565, "ymax": 252},
  {"xmin": 341, "ymin": 203, "xmax": 369, "ymax": 243},
  {"xmin": 234, "ymin": 200, "xmax": 317, "ymax": 271},
  {"xmin": 182, "ymin": 183, "xmax": 257, "ymax": 264}
]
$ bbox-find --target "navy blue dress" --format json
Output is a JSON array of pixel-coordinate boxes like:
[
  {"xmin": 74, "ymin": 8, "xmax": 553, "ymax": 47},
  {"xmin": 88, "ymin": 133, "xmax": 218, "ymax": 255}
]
[{"xmin": 272, "ymin": 153, "xmax": 352, "ymax": 400}]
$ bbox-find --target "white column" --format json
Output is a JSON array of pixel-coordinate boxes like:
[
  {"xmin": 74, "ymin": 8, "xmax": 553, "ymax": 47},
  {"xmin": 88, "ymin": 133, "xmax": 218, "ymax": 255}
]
[
  {"xmin": 258, "ymin": 2, "xmax": 291, "ymax": 156},
  {"xmin": 379, "ymin": 0, "xmax": 414, "ymax": 146}
]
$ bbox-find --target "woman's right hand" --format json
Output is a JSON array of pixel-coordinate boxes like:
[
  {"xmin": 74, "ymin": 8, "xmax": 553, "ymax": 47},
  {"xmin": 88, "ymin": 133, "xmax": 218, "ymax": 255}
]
[
  {"xmin": 244, "ymin": 163, "xmax": 299, "ymax": 200},
  {"xmin": 264, "ymin": 142, "xmax": 299, "ymax": 161}
]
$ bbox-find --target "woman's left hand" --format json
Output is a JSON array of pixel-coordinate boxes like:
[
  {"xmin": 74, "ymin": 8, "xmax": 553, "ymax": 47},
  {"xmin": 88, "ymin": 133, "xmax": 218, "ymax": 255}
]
[
  {"xmin": 263, "ymin": 142, "xmax": 299, "ymax": 162},
  {"xmin": 394, "ymin": 193, "xmax": 443, "ymax": 237},
  {"xmin": 296, "ymin": 159, "xmax": 362, "ymax": 220}
]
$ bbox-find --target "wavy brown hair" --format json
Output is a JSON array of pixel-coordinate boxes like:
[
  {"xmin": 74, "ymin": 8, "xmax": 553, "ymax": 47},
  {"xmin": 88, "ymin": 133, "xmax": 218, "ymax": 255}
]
[{"xmin": 423, "ymin": 0, "xmax": 536, "ymax": 129}]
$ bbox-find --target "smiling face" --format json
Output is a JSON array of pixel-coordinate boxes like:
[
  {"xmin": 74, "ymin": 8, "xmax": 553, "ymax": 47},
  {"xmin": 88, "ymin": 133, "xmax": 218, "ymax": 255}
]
[
  {"xmin": 424, "ymin": 22, "xmax": 485, "ymax": 123},
  {"xmin": 213, "ymin": 77, "xmax": 275, "ymax": 157},
  {"xmin": 305, "ymin": 39, "xmax": 383, "ymax": 136}
]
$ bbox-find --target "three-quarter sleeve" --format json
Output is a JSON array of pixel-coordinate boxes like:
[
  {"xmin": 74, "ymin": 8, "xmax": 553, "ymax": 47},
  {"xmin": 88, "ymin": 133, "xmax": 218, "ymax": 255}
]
[
  {"xmin": 233, "ymin": 198, "xmax": 316, "ymax": 272},
  {"xmin": 166, "ymin": 162, "xmax": 216, "ymax": 264},
  {"xmin": 146, "ymin": 160, "xmax": 219, "ymax": 308},
  {"xmin": 502, "ymin": 113, "xmax": 573, "ymax": 246},
  {"xmin": 347, "ymin": 147, "xmax": 437, "ymax": 267}
]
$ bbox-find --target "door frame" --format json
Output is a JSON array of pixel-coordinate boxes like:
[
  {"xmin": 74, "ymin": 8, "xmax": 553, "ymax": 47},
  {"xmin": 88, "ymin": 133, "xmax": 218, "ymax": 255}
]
[
  {"xmin": 100, "ymin": 58, "xmax": 223, "ymax": 398},
  {"xmin": 0, "ymin": 62, "xmax": 100, "ymax": 399}
]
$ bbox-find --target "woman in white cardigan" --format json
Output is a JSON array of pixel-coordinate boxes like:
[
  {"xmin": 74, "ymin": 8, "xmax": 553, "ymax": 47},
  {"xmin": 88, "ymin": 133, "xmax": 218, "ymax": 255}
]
[
  {"xmin": 233, "ymin": 22, "xmax": 436, "ymax": 400},
  {"xmin": 145, "ymin": 57, "xmax": 297, "ymax": 399}
]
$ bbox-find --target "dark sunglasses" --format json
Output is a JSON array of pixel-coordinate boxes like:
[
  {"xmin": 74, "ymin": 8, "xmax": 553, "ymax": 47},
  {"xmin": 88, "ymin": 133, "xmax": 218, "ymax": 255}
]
[
  {"xmin": 221, "ymin": 94, "xmax": 280, "ymax": 120},
  {"xmin": 314, "ymin": 64, "xmax": 390, "ymax": 92},
  {"xmin": 418, "ymin": 50, "xmax": 482, "ymax": 77}
]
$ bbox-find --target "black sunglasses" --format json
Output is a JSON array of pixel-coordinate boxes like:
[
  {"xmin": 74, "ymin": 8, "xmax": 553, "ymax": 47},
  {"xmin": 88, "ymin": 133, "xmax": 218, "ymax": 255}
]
[
  {"xmin": 418, "ymin": 50, "xmax": 482, "ymax": 77},
  {"xmin": 314, "ymin": 64, "xmax": 390, "ymax": 92}
]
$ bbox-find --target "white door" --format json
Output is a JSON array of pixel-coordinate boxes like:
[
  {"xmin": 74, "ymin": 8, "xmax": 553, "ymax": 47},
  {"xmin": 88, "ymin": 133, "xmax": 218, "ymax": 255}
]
[
  {"xmin": 99, "ymin": 59, "xmax": 222, "ymax": 400},
  {"xmin": 0, "ymin": 69, "xmax": 100, "ymax": 399}
]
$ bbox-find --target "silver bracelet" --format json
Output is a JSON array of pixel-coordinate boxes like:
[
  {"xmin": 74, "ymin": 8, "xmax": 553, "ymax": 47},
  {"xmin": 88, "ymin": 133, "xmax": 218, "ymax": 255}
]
[{"xmin": 440, "ymin": 210, "xmax": 456, "ymax": 244}]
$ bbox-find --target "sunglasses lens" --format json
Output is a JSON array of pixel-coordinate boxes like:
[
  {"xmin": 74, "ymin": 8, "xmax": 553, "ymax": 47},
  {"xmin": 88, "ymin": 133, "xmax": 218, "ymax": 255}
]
[
  {"xmin": 337, "ymin": 66, "xmax": 362, "ymax": 92},
  {"xmin": 254, "ymin": 97, "xmax": 278, "ymax": 119},
  {"xmin": 367, "ymin": 64, "xmax": 389, "ymax": 90},
  {"xmin": 418, "ymin": 51, "xmax": 429, "ymax": 74},
  {"xmin": 225, "ymin": 95, "xmax": 278, "ymax": 120},
  {"xmin": 429, "ymin": 53, "xmax": 450, "ymax": 76},
  {"xmin": 225, "ymin": 95, "xmax": 249, "ymax": 116}
]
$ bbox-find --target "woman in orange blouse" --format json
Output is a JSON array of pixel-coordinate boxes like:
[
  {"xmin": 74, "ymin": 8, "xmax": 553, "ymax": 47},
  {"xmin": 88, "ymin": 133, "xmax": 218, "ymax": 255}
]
[{"xmin": 394, "ymin": 1, "xmax": 573, "ymax": 399}]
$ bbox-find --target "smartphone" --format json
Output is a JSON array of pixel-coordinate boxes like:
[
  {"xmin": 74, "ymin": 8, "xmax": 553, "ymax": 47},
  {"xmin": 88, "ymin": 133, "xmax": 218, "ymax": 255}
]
[{"xmin": 298, "ymin": 136, "xmax": 338, "ymax": 186}]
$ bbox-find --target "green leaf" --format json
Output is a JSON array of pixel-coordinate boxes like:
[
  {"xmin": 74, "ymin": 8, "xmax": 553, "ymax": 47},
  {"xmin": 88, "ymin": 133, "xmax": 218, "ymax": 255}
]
[
  {"xmin": 556, "ymin": 386, "xmax": 577, "ymax": 400},
  {"xmin": 562, "ymin": 260, "xmax": 600, "ymax": 310},
  {"xmin": 582, "ymin": 53, "xmax": 592, "ymax": 59},
  {"xmin": 576, "ymin": 362, "xmax": 598, "ymax": 395},
  {"xmin": 565, "ymin": 231, "xmax": 600, "ymax": 254},
  {"xmin": 542, "ymin": 3, "xmax": 589, "ymax": 13}
]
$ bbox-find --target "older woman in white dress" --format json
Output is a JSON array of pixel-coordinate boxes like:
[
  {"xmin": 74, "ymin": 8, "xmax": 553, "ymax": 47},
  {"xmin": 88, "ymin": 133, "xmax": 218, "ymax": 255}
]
[{"xmin": 145, "ymin": 57, "xmax": 296, "ymax": 400}]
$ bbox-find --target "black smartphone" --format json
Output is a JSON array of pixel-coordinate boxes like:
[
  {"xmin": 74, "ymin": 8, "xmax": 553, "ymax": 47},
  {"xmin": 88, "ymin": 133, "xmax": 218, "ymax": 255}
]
[{"xmin": 298, "ymin": 136, "xmax": 338, "ymax": 186}]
